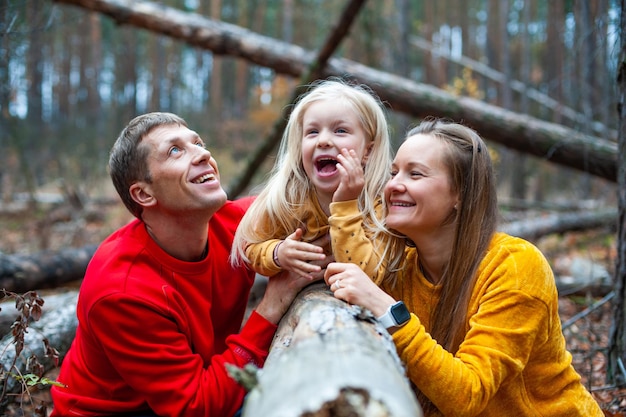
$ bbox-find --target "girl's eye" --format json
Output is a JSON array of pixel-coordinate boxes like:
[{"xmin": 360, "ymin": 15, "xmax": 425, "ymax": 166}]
[
  {"xmin": 336, "ymin": 128, "xmax": 348, "ymax": 134},
  {"xmin": 390, "ymin": 171, "xmax": 398, "ymax": 178},
  {"xmin": 411, "ymin": 171, "xmax": 424, "ymax": 178}
]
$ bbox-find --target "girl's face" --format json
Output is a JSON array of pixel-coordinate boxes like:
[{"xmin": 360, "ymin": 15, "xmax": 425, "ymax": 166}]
[
  {"xmin": 384, "ymin": 134, "xmax": 458, "ymax": 241},
  {"xmin": 301, "ymin": 99, "xmax": 371, "ymax": 199}
]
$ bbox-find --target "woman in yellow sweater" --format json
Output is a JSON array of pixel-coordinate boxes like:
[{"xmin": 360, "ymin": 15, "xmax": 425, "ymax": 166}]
[{"xmin": 324, "ymin": 118, "xmax": 604, "ymax": 416}]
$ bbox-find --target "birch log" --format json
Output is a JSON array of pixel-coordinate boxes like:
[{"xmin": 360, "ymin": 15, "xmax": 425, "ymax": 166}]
[{"xmin": 242, "ymin": 282, "xmax": 422, "ymax": 417}]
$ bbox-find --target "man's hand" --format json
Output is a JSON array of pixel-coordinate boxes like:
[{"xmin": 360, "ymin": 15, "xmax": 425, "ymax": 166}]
[
  {"xmin": 257, "ymin": 233, "xmax": 333, "ymax": 324},
  {"xmin": 255, "ymin": 270, "xmax": 321, "ymax": 325}
]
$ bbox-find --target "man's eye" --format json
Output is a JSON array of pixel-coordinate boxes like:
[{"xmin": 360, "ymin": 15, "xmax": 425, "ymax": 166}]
[
  {"xmin": 169, "ymin": 146, "xmax": 181, "ymax": 155},
  {"xmin": 196, "ymin": 142, "xmax": 206, "ymax": 148}
]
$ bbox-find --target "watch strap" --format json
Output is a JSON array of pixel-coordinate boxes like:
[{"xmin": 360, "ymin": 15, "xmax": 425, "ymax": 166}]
[{"xmin": 377, "ymin": 301, "xmax": 410, "ymax": 330}]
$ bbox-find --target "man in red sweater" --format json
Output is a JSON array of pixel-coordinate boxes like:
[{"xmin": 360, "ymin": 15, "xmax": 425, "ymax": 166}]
[{"xmin": 51, "ymin": 112, "xmax": 323, "ymax": 417}]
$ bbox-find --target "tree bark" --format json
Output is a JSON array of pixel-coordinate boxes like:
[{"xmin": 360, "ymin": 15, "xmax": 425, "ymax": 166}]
[
  {"xmin": 52, "ymin": 0, "xmax": 619, "ymax": 184},
  {"xmin": 242, "ymin": 282, "xmax": 422, "ymax": 417},
  {"xmin": 0, "ymin": 245, "xmax": 97, "ymax": 293}
]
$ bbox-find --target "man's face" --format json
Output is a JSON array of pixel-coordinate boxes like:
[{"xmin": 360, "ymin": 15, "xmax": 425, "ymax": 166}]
[{"xmin": 134, "ymin": 124, "xmax": 227, "ymax": 216}]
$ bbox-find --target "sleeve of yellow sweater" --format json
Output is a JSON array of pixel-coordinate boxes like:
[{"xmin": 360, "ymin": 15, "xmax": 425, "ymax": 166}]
[
  {"xmin": 244, "ymin": 239, "xmax": 282, "ymax": 277},
  {"xmin": 328, "ymin": 199, "xmax": 383, "ymax": 281},
  {"xmin": 392, "ymin": 240, "xmax": 553, "ymax": 416}
]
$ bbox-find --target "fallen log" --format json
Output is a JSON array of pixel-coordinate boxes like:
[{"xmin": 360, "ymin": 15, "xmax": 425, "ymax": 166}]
[
  {"xmin": 0, "ymin": 245, "xmax": 97, "ymax": 293},
  {"xmin": 0, "ymin": 208, "xmax": 617, "ymax": 294},
  {"xmin": 500, "ymin": 208, "xmax": 617, "ymax": 242},
  {"xmin": 52, "ymin": 0, "xmax": 618, "ymax": 183},
  {"xmin": 242, "ymin": 282, "xmax": 422, "ymax": 417}
]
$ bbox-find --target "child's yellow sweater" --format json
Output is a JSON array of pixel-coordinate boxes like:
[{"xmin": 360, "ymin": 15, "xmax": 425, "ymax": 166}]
[
  {"xmin": 245, "ymin": 199, "xmax": 381, "ymax": 279},
  {"xmin": 383, "ymin": 232, "xmax": 603, "ymax": 417}
]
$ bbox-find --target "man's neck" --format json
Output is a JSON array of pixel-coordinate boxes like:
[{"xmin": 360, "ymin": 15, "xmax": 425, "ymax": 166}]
[{"xmin": 143, "ymin": 212, "xmax": 211, "ymax": 262}]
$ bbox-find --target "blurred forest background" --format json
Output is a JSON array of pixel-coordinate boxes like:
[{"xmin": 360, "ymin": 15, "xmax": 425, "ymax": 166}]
[
  {"xmin": 0, "ymin": 0, "xmax": 620, "ymax": 233},
  {"xmin": 1, "ymin": 0, "xmax": 625, "ymax": 414}
]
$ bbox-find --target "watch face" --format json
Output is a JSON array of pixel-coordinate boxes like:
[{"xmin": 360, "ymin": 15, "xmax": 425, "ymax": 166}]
[{"xmin": 391, "ymin": 302, "xmax": 411, "ymax": 325}]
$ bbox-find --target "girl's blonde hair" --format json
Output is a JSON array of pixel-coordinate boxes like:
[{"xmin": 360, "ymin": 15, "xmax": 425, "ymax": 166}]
[{"xmin": 231, "ymin": 78, "xmax": 392, "ymax": 267}]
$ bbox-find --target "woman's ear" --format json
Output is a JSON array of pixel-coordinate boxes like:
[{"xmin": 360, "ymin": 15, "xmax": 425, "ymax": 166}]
[{"xmin": 130, "ymin": 182, "xmax": 156, "ymax": 208}]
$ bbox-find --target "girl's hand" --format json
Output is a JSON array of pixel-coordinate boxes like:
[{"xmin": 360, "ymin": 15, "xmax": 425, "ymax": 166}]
[
  {"xmin": 275, "ymin": 228, "xmax": 327, "ymax": 279},
  {"xmin": 324, "ymin": 262, "xmax": 395, "ymax": 317},
  {"xmin": 333, "ymin": 148, "xmax": 365, "ymax": 202}
]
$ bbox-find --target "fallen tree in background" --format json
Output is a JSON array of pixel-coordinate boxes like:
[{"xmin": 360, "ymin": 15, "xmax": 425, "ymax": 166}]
[
  {"xmin": 53, "ymin": 0, "xmax": 618, "ymax": 186},
  {"xmin": 0, "ymin": 245, "xmax": 97, "ymax": 294}
]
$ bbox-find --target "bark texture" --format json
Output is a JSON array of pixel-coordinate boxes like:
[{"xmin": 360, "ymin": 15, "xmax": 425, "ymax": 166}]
[{"xmin": 242, "ymin": 282, "xmax": 422, "ymax": 417}]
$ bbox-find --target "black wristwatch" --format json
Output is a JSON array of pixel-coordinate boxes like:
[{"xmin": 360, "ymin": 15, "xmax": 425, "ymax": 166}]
[{"xmin": 377, "ymin": 301, "xmax": 411, "ymax": 330}]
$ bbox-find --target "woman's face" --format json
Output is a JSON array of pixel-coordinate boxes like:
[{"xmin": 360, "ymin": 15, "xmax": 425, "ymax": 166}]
[{"xmin": 384, "ymin": 133, "xmax": 458, "ymax": 240}]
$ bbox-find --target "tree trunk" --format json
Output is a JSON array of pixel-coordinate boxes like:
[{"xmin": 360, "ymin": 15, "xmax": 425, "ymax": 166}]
[
  {"xmin": 608, "ymin": 0, "xmax": 626, "ymax": 387},
  {"xmin": 0, "ymin": 245, "xmax": 97, "ymax": 293},
  {"xmin": 242, "ymin": 282, "xmax": 422, "ymax": 417},
  {"xmin": 52, "ymin": 0, "xmax": 619, "ymax": 184}
]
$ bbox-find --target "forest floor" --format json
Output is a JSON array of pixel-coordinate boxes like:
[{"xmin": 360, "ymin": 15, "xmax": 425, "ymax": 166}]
[{"xmin": 1, "ymin": 188, "xmax": 626, "ymax": 416}]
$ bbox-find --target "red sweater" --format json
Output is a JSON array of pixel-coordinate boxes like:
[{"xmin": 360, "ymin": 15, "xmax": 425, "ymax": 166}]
[{"xmin": 51, "ymin": 198, "xmax": 275, "ymax": 417}]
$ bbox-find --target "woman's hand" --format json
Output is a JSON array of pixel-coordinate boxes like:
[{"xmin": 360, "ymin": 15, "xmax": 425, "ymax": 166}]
[{"xmin": 324, "ymin": 262, "xmax": 395, "ymax": 317}]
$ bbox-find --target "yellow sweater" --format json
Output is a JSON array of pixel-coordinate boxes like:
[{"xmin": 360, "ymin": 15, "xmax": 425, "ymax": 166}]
[
  {"xmin": 383, "ymin": 233, "xmax": 603, "ymax": 417},
  {"xmin": 245, "ymin": 199, "xmax": 382, "ymax": 279}
]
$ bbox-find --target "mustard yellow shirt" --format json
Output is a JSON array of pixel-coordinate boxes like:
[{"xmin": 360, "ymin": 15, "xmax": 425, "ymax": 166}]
[
  {"xmin": 245, "ymin": 198, "xmax": 381, "ymax": 279},
  {"xmin": 383, "ymin": 232, "xmax": 603, "ymax": 417}
]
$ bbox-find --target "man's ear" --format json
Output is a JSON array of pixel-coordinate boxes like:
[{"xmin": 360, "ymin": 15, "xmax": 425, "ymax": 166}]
[{"xmin": 130, "ymin": 182, "xmax": 156, "ymax": 208}]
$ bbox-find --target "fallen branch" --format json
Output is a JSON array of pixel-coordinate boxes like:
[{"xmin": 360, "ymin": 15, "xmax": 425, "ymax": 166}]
[
  {"xmin": 500, "ymin": 208, "xmax": 617, "ymax": 242},
  {"xmin": 53, "ymin": 0, "xmax": 619, "ymax": 184},
  {"xmin": 561, "ymin": 291, "xmax": 615, "ymax": 330}
]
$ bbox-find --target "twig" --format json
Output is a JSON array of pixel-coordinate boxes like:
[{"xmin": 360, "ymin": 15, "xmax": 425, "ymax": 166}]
[{"xmin": 561, "ymin": 291, "xmax": 615, "ymax": 330}]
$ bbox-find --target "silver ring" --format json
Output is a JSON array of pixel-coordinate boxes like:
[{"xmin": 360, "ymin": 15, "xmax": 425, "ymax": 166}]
[{"xmin": 335, "ymin": 280, "xmax": 341, "ymax": 289}]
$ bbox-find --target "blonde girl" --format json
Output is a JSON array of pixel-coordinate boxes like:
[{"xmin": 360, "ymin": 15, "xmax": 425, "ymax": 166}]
[{"xmin": 231, "ymin": 78, "xmax": 392, "ymax": 281}]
